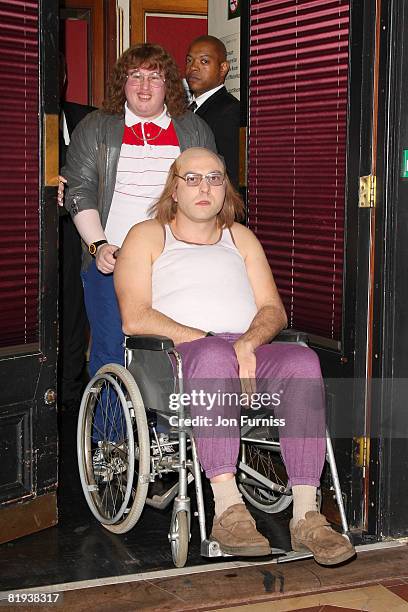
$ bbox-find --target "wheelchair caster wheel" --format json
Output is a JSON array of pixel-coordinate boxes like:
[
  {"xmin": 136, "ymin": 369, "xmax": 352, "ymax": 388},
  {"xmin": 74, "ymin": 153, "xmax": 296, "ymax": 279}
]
[{"xmin": 169, "ymin": 511, "xmax": 189, "ymax": 568}]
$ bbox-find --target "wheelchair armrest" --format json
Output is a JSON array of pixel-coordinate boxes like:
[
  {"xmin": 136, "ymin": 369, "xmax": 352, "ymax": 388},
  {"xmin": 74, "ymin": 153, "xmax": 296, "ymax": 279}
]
[
  {"xmin": 125, "ymin": 335, "xmax": 175, "ymax": 351},
  {"xmin": 272, "ymin": 329, "xmax": 309, "ymax": 346}
]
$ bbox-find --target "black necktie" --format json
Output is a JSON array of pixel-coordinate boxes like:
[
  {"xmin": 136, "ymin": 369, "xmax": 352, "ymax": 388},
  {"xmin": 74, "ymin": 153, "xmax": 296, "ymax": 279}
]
[{"xmin": 188, "ymin": 100, "xmax": 197, "ymax": 112}]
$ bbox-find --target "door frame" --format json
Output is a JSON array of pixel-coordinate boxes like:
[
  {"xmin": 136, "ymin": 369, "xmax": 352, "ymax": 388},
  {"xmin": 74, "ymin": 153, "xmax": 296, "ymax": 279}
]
[{"xmin": 367, "ymin": 0, "xmax": 408, "ymax": 538}]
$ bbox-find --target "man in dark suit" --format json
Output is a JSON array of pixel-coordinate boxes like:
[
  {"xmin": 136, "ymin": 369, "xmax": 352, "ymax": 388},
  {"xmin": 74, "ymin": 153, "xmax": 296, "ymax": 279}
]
[
  {"xmin": 59, "ymin": 91, "xmax": 95, "ymax": 409},
  {"xmin": 186, "ymin": 35, "xmax": 240, "ymax": 188}
]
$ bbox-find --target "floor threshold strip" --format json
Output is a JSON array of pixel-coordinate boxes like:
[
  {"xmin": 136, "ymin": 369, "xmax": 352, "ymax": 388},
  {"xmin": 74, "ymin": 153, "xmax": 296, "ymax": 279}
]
[{"xmin": 0, "ymin": 539, "xmax": 405, "ymax": 598}]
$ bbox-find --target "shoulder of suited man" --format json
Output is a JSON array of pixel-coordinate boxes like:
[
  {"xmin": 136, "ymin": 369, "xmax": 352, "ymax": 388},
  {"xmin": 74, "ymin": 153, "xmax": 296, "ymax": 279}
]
[
  {"xmin": 62, "ymin": 101, "xmax": 97, "ymax": 133},
  {"xmin": 200, "ymin": 87, "xmax": 239, "ymax": 111}
]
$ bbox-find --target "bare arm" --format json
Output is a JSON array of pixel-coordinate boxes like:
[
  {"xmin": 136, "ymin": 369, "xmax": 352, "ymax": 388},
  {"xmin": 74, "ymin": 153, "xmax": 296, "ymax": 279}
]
[
  {"xmin": 231, "ymin": 224, "xmax": 288, "ymax": 390},
  {"xmin": 114, "ymin": 221, "xmax": 207, "ymax": 344},
  {"xmin": 73, "ymin": 209, "xmax": 105, "ymax": 245},
  {"xmin": 73, "ymin": 209, "xmax": 118, "ymax": 274}
]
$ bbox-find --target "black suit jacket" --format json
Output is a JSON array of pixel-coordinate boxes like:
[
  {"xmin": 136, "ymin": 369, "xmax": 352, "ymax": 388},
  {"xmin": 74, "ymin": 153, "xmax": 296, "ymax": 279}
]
[
  {"xmin": 61, "ymin": 101, "xmax": 95, "ymax": 165},
  {"xmin": 195, "ymin": 86, "xmax": 240, "ymax": 188},
  {"xmin": 62, "ymin": 101, "xmax": 96, "ymax": 139}
]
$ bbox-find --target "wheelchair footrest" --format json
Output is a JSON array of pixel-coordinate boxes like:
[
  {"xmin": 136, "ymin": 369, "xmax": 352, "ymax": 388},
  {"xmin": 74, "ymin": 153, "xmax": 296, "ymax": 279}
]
[
  {"xmin": 270, "ymin": 547, "xmax": 287, "ymax": 555},
  {"xmin": 201, "ymin": 539, "xmax": 232, "ymax": 558},
  {"xmin": 200, "ymin": 539, "xmax": 287, "ymax": 559},
  {"xmin": 275, "ymin": 549, "xmax": 314, "ymax": 563}
]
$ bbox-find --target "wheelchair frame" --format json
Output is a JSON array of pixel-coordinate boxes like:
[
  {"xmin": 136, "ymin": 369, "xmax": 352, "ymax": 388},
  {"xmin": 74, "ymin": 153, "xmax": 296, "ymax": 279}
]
[{"xmin": 77, "ymin": 331, "xmax": 351, "ymax": 568}]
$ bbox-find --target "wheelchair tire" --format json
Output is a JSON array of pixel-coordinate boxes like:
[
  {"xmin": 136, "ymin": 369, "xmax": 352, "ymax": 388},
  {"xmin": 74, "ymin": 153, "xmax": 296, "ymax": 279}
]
[
  {"xmin": 77, "ymin": 363, "xmax": 150, "ymax": 533},
  {"xmin": 169, "ymin": 511, "xmax": 189, "ymax": 568},
  {"xmin": 238, "ymin": 439, "xmax": 293, "ymax": 514}
]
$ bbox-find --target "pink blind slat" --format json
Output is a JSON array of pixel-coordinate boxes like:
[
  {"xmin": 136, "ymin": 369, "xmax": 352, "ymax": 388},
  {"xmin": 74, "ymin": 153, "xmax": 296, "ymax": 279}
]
[
  {"xmin": 0, "ymin": 0, "xmax": 39, "ymax": 349},
  {"xmin": 248, "ymin": 0, "xmax": 349, "ymax": 341}
]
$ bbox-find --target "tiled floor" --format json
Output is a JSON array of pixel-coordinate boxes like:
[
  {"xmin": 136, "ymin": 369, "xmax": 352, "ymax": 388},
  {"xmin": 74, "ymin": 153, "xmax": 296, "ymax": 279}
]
[{"xmin": 217, "ymin": 583, "xmax": 408, "ymax": 611}]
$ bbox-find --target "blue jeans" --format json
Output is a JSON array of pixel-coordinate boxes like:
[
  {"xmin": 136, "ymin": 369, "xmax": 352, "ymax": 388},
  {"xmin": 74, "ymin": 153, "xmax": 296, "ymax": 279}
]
[
  {"xmin": 82, "ymin": 261, "xmax": 125, "ymax": 441},
  {"xmin": 82, "ymin": 261, "xmax": 124, "ymax": 375}
]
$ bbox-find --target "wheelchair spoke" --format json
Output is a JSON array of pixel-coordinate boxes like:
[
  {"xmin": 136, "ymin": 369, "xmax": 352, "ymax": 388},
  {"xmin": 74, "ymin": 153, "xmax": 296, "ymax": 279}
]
[
  {"xmin": 78, "ymin": 364, "xmax": 150, "ymax": 531},
  {"xmin": 250, "ymin": 445, "xmax": 286, "ymax": 490},
  {"xmin": 81, "ymin": 374, "xmax": 134, "ymax": 519},
  {"xmin": 100, "ymin": 379, "xmax": 126, "ymax": 442},
  {"xmin": 239, "ymin": 438, "xmax": 293, "ymax": 513}
]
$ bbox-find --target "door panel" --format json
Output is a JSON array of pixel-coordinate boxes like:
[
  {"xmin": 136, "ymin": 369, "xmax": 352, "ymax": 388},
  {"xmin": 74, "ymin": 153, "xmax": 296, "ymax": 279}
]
[
  {"xmin": 0, "ymin": 402, "xmax": 31, "ymax": 501},
  {"xmin": 131, "ymin": 0, "xmax": 207, "ymax": 77},
  {"xmin": 0, "ymin": 0, "xmax": 59, "ymax": 542},
  {"xmin": 145, "ymin": 14, "xmax": 207, "ymax": 75},
  {"xmin": 62, "ymin": 0, "xmax": 117, "ymax": 107},
  {"xmin": 64, "ymin": 18, "xmax": 89, "ymax": 105},
  {"xmin": 131, "ymin": 0, "xmax": 208, "ymax": 45}
]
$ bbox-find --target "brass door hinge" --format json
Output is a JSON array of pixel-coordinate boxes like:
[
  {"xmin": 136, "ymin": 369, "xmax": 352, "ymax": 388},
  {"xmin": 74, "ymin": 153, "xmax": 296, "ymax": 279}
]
[
  {"xmin": 354, "ymin": 436, "xmax": 370, "ymax": 468},
  {"xmin": 359, "ymin": 174, "xmax": 376, "ymax": 208}
]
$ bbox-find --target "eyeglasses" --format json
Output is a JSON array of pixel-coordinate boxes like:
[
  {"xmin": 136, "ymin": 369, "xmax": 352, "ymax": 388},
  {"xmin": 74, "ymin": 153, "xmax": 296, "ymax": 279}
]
[
  {"xmin": 175, "ymin": 172, "xmax": 225, "ymax": 187},
  {"xmin": 127, "ymin": 70, "xmax": 165, "ymax": 88}
]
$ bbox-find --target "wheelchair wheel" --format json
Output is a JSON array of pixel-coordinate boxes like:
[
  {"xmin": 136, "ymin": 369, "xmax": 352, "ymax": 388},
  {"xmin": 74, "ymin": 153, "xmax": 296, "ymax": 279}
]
[
  {"xmin": 169, "ymin": 511, "xmax": 189, "ymax": 568},
  {"xmin": 238, "ymin": 439, "xmax": 293, "ymax": 514},
  {"xmin": 77, "ymin": 363, "xmax": 150, "ymax": 533}
]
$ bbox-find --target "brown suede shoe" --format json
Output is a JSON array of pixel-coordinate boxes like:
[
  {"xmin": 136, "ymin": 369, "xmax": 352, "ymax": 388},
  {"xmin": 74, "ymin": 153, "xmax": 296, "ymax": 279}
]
[
  {"xmin": 290, "ymin": 511, "xmax": 356, "ymax": 566},
  {"xmin": 210, "ymin": 503, "xmax": 271, "ymax": 556}
]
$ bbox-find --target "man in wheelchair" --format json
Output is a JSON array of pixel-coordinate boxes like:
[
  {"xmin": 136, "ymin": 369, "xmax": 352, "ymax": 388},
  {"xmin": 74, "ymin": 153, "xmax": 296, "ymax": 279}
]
[{"xmin": 114, "ymin": 147, "xmax": 356, "ymax": 566}]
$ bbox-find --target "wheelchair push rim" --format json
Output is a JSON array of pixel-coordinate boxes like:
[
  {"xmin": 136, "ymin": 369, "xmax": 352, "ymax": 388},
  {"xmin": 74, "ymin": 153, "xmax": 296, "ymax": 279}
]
[{"xmin": 77, "ymin": 363, "xmax": 150, "ymax": 531}]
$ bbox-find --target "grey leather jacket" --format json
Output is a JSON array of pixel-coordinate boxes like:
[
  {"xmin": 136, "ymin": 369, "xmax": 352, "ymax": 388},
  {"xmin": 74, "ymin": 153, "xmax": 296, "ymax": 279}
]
[{"xmin": 62, "ymin": 109, "xmax": 217, "ymax": 269}]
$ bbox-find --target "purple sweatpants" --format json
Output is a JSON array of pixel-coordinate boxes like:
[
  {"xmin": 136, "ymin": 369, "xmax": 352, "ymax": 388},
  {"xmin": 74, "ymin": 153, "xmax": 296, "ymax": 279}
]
[{"xmin": 175, "ymin": 333, "xmax": 326, "ymax": 486}]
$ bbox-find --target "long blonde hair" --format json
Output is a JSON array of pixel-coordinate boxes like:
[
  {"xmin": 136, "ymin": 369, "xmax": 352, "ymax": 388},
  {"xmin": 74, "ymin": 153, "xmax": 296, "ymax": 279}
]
[{"xmin": 149, "ymin": 150, "xmax": 244, "ymax": 227}]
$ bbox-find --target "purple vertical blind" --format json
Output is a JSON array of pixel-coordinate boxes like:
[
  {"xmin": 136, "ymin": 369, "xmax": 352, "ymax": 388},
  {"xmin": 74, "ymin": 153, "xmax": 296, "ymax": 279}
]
[
  {"xmin": 248, "ymin": 0, "xmax": 349, "ymax": 341},
  {"xmin": 0, "ymin": 0, "xmax": 39, "ymax": 349}
]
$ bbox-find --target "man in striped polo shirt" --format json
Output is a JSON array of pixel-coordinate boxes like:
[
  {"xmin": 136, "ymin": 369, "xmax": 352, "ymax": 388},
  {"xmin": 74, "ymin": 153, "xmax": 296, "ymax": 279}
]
[{"xmin": 63, "ymin": 44, "xmax": 216, "ymax": 376}]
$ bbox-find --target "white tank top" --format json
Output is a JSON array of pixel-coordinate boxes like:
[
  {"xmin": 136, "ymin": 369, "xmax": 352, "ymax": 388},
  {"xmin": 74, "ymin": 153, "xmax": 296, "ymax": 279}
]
[{"xmin": 152, "ymin": 225, "xmax": 258, "ymax": 333}]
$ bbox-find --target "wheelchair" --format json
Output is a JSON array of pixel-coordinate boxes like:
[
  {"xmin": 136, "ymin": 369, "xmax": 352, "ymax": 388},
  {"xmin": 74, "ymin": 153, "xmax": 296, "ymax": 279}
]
[{"xmin": 77, "ymin": 330, "xmax": 351, "ymax": 568}]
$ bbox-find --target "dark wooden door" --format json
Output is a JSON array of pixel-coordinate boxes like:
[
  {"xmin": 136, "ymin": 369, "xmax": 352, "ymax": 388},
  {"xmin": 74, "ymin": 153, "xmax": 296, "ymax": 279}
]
[
  {"xmin": 0, "ymin": 0, "xmax": 59, "ymax": 543},
  {"xmin": 243, "ymin": 0, "xmax": 380, "ymax": 537}
]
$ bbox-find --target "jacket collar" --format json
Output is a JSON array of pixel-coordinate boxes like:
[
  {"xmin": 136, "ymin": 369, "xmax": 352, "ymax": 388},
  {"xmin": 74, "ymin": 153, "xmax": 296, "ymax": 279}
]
[{"xmin": 193, "ymin": 84, "xmax": 225, "ymax": 110}]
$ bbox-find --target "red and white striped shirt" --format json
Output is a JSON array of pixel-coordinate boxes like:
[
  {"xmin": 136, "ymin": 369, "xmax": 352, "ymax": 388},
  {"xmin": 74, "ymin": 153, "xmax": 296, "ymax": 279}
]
[{"xmin": 105, "ymin": 104, "xmax": 180, "ymax": 246}]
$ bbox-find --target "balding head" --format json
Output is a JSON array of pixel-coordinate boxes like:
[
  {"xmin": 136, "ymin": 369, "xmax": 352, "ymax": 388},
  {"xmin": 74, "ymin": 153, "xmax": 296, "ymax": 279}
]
[
  {"xmin": 150, "ymin": 147, "xmax": 244, "ymax": 227},
  {"xmin": 177, "ymin": 147, "xmax": 225, "ymax": 175}
]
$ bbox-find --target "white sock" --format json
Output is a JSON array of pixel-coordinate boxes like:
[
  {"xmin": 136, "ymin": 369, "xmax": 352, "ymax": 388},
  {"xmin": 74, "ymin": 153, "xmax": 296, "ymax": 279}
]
[
  {"xmin": 211, "ymin": 479, "xmax": 244, "ymax": 518},
  {"xmin": 291, "ymin": 485, "xmax": 318, "ymax": 526}
]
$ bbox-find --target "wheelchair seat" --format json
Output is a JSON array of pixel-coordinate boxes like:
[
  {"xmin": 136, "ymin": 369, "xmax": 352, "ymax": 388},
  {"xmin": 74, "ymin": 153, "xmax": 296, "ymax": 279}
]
[{"xmin": 125, "ymin": 335, "xmax": 176, "ymax": 416}]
